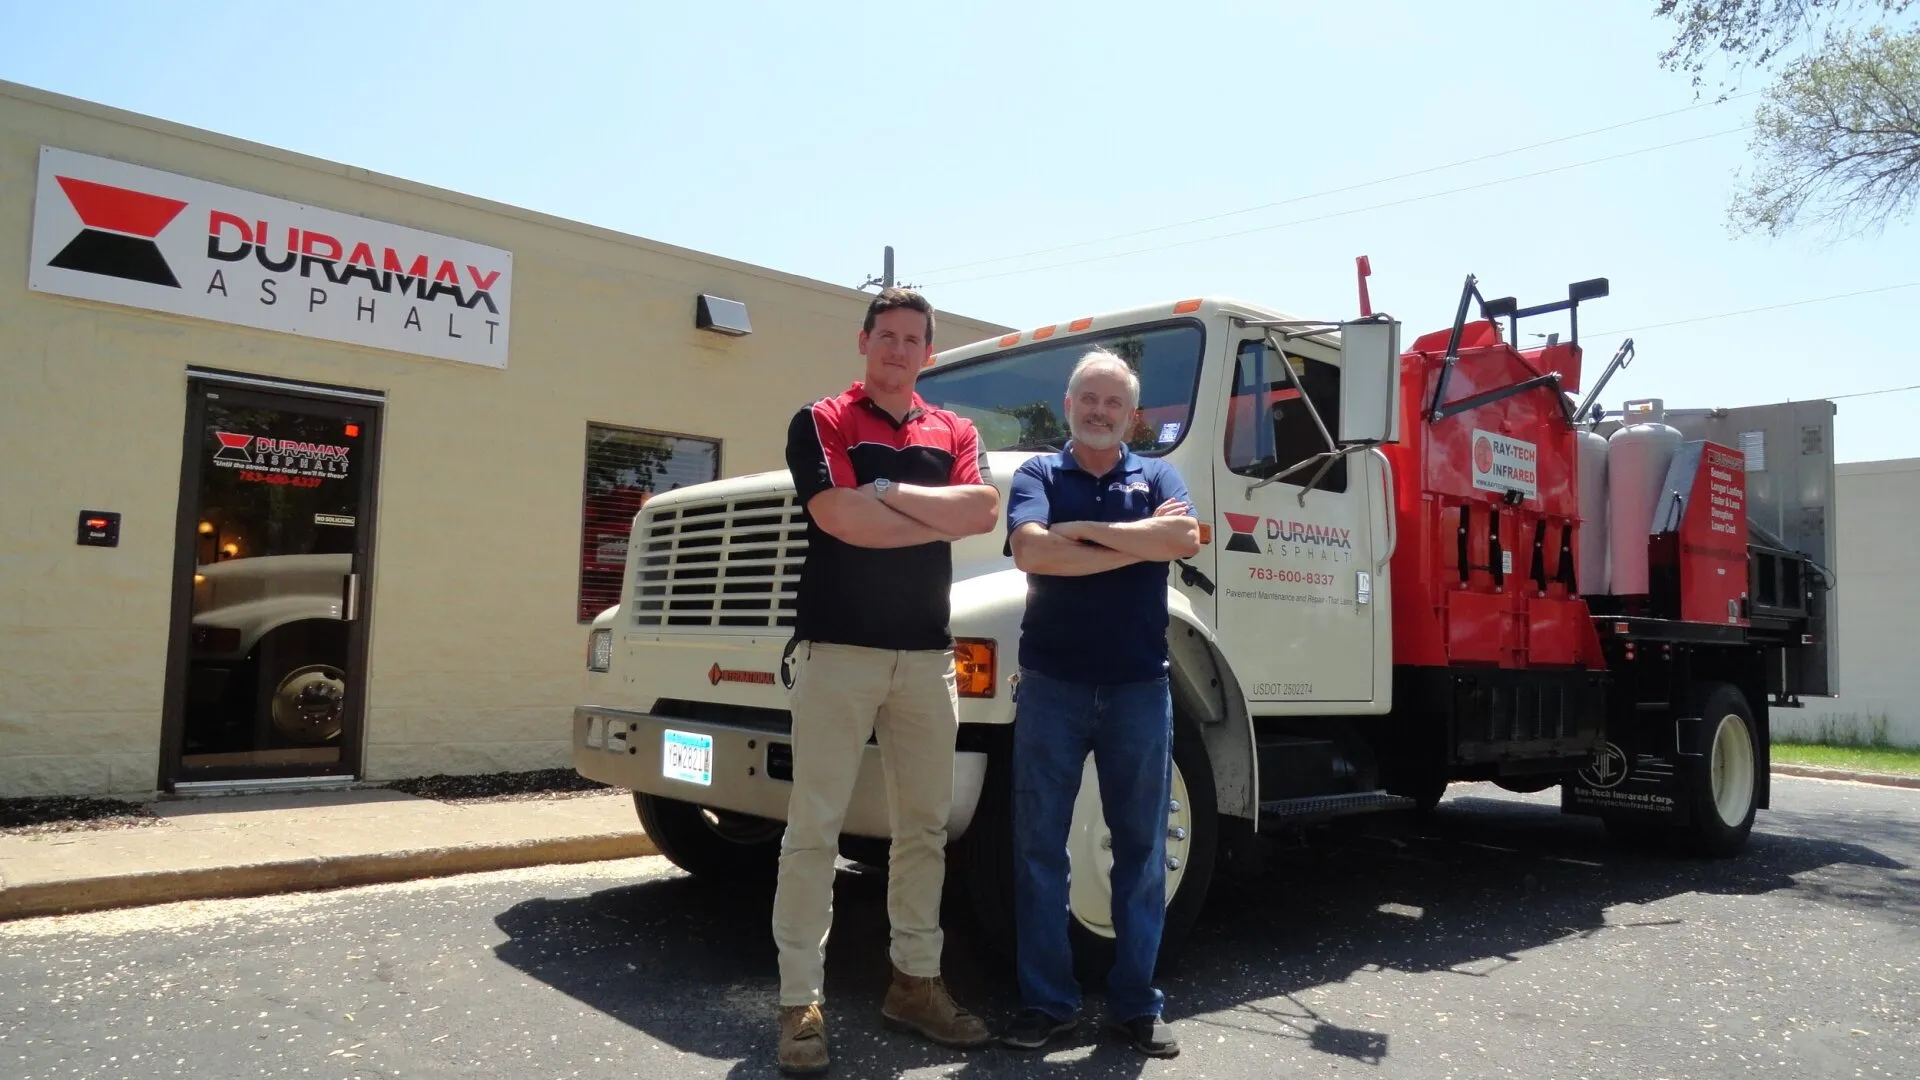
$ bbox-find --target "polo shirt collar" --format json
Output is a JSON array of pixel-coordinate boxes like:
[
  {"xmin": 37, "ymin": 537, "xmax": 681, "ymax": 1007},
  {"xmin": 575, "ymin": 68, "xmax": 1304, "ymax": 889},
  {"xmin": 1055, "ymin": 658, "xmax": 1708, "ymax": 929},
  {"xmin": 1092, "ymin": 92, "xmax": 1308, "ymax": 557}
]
[
  {"xmin": 1056, "ymin": 441, "xmax": 1139, "ymax": 480},
  {"xmin": 845, "ymin": 381, "xmax": 926, "ymax": 427}
]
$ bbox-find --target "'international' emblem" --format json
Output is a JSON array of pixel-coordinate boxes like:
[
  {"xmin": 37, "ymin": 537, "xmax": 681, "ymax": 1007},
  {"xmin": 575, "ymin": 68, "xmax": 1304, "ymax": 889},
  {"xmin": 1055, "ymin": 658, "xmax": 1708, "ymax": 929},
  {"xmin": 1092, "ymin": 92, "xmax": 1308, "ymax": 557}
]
[{"xmin": 710, "ymin": 663, "xmax": 775, "ymax": 686}]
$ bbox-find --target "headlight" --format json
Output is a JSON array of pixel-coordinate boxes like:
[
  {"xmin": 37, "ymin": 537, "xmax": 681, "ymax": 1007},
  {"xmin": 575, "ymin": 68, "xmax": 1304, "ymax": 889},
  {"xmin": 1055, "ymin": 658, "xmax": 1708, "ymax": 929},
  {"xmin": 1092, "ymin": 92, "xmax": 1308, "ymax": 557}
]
[
  {"xmin": 954, "ymin": 638, "xmax": 996, "ymax": 698},
  {"xmin": 587, "ymin": 628, "xmax": 613, "ymax": 672}
]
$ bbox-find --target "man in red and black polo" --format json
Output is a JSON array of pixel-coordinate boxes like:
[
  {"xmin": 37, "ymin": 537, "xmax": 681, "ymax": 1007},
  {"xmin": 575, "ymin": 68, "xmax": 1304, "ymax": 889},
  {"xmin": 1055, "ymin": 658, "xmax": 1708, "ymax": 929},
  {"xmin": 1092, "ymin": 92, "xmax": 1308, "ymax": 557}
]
[{"xmin": 771, "ymin": 288, "xmax": 1000, "ymax": 1074}]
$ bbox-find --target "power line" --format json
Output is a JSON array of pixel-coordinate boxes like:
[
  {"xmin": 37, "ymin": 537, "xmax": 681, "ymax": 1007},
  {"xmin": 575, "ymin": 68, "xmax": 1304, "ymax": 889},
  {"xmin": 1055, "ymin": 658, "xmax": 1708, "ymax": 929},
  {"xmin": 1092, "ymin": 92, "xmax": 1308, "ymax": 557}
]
[
  {"xmin": 1827, "ymin": 382, "xmax": 1920, "ymax": 401},
  {"xmin": 1588, "ymin": 280, "xmax": 1920, "ymax": 336},
  {"xmin": 923, "ymin": 127, "xmax": 1749, "ymax": 286},
  {"xmin": 917, "ymin": 91, "xmax": 1763, "ymax": 278}
]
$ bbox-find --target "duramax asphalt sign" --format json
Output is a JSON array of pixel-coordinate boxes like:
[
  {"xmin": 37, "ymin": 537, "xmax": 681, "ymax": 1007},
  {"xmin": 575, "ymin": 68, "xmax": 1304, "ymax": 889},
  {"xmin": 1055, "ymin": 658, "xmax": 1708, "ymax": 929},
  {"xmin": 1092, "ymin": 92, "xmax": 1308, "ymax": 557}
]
[{"xmin": 28, "ymin": 146, "xmax": 512, "ymax": 369}]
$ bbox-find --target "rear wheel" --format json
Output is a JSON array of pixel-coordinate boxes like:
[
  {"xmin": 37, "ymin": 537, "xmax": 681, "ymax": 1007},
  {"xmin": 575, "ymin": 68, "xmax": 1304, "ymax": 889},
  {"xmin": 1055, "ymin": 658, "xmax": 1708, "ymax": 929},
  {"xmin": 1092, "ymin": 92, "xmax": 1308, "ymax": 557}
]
[
  {"xmin": 632, "ymin": 793, "xmax": 783, "ymax": 880},
  {"xmin": 1682, "ymin": 683, "xmax": 1759, "ymax": 858}
]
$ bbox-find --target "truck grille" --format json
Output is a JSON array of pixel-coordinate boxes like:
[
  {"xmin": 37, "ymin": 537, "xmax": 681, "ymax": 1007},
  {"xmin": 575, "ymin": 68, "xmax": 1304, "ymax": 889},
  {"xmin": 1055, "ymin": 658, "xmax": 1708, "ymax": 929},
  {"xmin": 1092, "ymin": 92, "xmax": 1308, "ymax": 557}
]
[{"xmin": 631, "ymin": 495, "xmax": 807, "ymax": 630}]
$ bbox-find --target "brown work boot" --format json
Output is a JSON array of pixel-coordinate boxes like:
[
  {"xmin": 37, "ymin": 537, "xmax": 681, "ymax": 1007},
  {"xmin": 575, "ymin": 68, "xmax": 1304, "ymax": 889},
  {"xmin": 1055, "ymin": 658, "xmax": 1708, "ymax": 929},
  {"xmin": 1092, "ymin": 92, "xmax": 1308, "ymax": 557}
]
[
  {"xmin": 777, "ymin": 1004, "xmax": 829, "ymax": 1075},
  {"xmin": 880, "ymin": 965, "xmax": 992, "ymax": 1048}
]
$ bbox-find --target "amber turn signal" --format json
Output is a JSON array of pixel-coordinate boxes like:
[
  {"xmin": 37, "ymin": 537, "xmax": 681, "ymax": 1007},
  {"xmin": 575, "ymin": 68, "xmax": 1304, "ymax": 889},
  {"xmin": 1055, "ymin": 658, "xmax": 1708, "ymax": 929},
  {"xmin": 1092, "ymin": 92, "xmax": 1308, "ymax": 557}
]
[{"xmin": 954, "ymin": 638, "xmax": 996, "ymax": 698}]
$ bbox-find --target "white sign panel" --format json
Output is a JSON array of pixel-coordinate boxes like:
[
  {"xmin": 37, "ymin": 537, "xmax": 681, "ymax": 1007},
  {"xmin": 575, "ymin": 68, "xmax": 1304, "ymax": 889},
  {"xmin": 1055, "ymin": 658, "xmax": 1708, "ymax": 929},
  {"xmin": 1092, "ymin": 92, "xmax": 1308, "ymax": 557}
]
[
  {"xmin": 28, "ymin": 146, "xmax": 511, "ymax": 368},
  {"xmin": 1470, "ymin": 428, "xmax": 1539, "ymax": 501}
]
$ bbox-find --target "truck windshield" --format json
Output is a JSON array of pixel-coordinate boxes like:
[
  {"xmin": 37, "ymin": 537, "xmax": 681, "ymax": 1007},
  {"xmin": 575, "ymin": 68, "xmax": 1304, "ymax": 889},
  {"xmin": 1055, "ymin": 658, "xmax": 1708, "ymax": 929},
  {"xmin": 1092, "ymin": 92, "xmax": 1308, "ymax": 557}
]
[{"xmin": 914, "ymin": 322, "xmax": 1204, "ymax": 454}]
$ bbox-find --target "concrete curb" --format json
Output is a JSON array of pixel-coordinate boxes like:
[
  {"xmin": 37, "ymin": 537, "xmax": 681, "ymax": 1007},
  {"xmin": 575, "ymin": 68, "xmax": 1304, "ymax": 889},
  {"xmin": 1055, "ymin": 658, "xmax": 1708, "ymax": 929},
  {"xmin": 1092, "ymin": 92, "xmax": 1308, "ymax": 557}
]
[
  {"xmin": 0, "ymin": 832, "xmax": 658, "ymax": 923},
  {"xmin": 1772, "ymin": 763, "xmax": 1920, "ymax": 790},
  {"xmin": 8, "ymin": 765, "xmax": 1907, "ymax": 923}
]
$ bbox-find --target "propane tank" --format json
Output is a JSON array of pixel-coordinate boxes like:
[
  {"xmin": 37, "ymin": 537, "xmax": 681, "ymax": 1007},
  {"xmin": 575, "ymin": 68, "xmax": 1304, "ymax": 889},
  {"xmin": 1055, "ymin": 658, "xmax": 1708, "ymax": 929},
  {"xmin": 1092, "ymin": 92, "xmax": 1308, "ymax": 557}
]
[
  {"xmin": 1606, "ymin": 398, "xmax": 1681, "ymax": 595},
  {"xmin": 1576, "ymin": 426, "xmax": 1611, "ymax": 594}
]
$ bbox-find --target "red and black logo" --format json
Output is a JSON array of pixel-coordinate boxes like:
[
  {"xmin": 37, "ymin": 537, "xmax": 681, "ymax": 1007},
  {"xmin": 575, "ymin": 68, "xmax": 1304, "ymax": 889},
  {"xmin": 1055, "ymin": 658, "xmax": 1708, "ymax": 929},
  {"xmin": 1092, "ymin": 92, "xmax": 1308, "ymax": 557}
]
[
  {"xmin": 213, "ymin": 432, "xmax": 255, "ymax": 462},
  {"xmin": 46, "ymin": 176, "xmax": 188, "ymax": 288},
  {"xmin": 1222, "ymin": 512, "xmax": 1263, "ymax": 554},
  {"xmin": 709, "ymin": 663, "xmax": 775, "ymax": 686}
]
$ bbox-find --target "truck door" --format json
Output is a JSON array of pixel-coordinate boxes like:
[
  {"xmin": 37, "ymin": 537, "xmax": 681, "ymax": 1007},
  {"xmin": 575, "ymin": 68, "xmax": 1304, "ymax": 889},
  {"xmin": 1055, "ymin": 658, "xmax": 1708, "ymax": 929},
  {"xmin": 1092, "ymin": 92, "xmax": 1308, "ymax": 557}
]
[{"xmin": 1211, "ymin": 332, "xmax": 1377, "ymax": 703}]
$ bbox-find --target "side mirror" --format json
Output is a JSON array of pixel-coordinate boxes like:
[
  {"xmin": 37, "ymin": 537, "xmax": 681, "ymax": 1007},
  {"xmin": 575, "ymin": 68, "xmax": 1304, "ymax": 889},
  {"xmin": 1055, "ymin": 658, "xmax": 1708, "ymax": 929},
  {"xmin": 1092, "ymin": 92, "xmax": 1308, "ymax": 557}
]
[{"xmin": 1338, "ymin": 318, "xmax": 1401, "ymax": 445}]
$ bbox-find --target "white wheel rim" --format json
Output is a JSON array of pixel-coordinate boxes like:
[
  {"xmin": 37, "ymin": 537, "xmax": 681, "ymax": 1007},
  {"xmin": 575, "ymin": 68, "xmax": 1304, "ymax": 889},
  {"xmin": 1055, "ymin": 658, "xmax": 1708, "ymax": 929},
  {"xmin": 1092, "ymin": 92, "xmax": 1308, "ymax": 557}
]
[
  {"xmin": 1708, "ymin": 712, "xmax": 1755, "ymax": 828},
  {"xmin": 271, "ymin": 665, "xmax": 346, "ymax": 741},
  {"xmin": 1066, "ymin": 753, "xmax": 1192, "ymax": 940}
]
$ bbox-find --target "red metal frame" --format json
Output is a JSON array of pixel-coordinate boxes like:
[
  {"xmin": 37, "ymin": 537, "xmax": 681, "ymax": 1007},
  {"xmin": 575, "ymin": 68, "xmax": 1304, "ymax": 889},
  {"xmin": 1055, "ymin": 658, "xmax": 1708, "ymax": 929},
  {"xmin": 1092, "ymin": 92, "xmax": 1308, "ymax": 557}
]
[{"xmin": 1382, "ymin": 319, "xmax": 1607, "ymax": 672}]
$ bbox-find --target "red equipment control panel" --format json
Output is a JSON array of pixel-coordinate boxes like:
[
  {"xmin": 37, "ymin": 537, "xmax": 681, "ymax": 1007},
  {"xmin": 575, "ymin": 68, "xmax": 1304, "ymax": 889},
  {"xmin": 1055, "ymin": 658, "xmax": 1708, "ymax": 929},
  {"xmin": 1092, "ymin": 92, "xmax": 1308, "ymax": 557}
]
[{"xmin": 1649, "ymin": 441, "xmax": 1751, "ymax": 626}]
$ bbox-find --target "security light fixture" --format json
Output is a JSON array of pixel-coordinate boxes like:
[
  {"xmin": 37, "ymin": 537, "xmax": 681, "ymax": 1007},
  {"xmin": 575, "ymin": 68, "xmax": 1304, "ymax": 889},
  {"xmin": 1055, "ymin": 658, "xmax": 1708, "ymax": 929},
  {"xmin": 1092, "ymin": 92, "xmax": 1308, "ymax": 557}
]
[{"xmin": 695, "ymin": 294, "xmax": 752, "ymax": 337}]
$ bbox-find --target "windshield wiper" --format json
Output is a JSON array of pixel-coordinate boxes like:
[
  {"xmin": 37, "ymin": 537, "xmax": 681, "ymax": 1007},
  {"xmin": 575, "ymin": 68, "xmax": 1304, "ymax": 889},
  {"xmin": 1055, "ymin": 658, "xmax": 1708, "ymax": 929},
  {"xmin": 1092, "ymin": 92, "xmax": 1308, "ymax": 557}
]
[{"xmin": 1003, "ymin": 440, "xmax": 1062, "ymax": 452}]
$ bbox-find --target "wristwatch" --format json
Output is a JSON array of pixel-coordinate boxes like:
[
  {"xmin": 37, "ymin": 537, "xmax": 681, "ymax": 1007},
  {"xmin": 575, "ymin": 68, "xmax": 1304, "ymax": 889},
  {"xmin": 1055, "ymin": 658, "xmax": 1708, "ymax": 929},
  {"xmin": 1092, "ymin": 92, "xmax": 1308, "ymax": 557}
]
[{"xmin": 872, "ymin": 478, "xmax": 892, "ymax": 501}]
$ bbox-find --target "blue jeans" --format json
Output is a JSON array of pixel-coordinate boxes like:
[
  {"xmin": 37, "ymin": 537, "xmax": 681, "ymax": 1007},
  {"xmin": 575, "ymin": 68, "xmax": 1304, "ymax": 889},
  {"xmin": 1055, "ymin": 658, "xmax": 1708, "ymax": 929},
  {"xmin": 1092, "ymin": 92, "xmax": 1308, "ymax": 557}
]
[{"xmin": 1012, "ymin": 666, "xmax": 1173, "ymax": 1024}]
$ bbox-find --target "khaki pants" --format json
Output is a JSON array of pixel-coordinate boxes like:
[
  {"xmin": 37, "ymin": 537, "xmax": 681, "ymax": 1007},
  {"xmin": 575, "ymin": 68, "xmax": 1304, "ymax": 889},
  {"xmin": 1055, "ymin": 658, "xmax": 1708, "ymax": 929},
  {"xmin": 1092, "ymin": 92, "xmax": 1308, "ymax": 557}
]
[{"xmin": 772, "ymin": 641, "xmax": 959, "ymax": 1007}]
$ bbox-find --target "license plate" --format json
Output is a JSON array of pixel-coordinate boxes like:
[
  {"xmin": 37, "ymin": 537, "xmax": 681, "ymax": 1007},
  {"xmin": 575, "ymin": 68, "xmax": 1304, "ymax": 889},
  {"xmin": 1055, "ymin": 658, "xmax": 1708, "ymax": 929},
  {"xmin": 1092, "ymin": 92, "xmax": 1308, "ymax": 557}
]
[{"xmin": 662, "ymin": 729, "xmax": 713, "ymax": 786}]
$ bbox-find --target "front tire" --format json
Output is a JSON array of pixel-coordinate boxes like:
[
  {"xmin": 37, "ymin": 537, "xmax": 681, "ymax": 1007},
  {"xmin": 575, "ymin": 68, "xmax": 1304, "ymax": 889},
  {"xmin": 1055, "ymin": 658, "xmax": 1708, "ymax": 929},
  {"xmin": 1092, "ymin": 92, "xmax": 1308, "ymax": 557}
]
[
  {"xmin": 1068, "ymin": 712, "xmax": 1219, "ymax": 977},
  {"xmin": 268, "ymin": 662, "xmax": 347, "ymax": 744},
  {"xmin": 632, "ymin": 793, "xmax": 783, "ymax": 880},
  {"xmin": 1682, "ymin": 683, "xmax": 1759, "ymax": 858}
]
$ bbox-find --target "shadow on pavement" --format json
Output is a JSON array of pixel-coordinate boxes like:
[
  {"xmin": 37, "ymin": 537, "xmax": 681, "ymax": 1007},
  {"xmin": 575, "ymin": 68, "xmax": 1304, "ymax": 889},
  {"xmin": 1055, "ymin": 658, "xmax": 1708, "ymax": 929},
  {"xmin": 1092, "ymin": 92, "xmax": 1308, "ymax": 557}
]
[{"xmin": 491, "ymin": 787, "xmax": 1909, "ymax": 1078}]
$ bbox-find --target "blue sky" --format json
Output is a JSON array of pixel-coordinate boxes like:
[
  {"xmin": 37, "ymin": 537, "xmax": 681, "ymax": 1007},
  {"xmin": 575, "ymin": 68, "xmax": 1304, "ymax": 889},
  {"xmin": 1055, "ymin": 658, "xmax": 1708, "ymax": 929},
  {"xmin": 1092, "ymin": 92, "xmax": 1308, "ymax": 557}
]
[{"xmin": 4, "ymin": 0, "xmax": 1915, "ymax": 461}]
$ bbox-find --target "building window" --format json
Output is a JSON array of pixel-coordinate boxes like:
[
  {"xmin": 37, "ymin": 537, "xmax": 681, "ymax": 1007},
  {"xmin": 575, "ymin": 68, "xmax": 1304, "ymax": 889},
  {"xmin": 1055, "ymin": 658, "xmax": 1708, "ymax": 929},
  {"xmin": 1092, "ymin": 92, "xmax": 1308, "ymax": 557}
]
[
  {"xmin": 579, "ymin": 424, "xmax": 720, "ymax": 622},
  {"xmin": 1223, "ymin": 340, "xmax": 1347, "ymax": 493}
]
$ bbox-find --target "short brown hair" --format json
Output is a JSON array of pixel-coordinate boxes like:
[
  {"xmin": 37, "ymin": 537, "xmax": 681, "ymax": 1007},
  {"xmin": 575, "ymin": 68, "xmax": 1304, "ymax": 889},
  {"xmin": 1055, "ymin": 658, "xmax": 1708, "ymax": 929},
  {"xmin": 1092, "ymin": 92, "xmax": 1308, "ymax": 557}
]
[{"xmin": 863, "ymin": 287, "xmax": 935, "ymax": 345}]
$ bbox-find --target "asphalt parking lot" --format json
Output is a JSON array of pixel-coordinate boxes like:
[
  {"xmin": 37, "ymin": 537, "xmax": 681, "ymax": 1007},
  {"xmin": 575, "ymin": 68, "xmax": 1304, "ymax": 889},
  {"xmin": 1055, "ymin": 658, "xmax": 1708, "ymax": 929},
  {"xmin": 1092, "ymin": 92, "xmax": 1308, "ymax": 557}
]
[{"xmin": 3, "ymin": 775, "xmax": 1915, "ymax": 1079}]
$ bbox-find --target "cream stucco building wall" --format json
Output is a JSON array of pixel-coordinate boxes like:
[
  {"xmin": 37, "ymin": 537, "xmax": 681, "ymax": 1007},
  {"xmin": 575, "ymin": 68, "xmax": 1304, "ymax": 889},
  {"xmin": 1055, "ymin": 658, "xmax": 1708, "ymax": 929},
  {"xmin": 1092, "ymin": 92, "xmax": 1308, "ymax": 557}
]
[
  {"xmin": 0, "ymin": 81, "xmax": 1007, "ymax": 797},
  {"xmin": 1782, "ymin": 458, "xmax": 1920, "ymax": 749}
]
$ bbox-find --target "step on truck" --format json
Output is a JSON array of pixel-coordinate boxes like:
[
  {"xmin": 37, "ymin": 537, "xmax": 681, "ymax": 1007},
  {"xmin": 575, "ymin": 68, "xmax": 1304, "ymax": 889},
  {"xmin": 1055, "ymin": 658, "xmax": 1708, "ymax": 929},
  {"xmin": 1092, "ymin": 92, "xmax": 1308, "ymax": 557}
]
[{"xmin": 573, "ymin": 269, "xmax": 1838, "ymax": 964}]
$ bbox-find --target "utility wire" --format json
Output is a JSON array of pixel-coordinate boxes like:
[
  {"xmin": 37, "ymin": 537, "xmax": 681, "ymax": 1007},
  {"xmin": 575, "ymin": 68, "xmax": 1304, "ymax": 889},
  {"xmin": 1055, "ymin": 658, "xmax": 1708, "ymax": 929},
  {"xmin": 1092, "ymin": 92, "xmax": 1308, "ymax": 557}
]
[
  {"xmin": 923, "ymin": 127, "xmax": 1749, "ymax": 286},
  {"xmin": 1826, "ymin": 382, "xmax": 1920, "ymax": 401},
  {"xmin": 918, "ymin": 90, "xmax": 1763, "ymax": 278},
  {"xmin": 1588, "ymin": 280, "xmax": 1920, "ymax": 336}
]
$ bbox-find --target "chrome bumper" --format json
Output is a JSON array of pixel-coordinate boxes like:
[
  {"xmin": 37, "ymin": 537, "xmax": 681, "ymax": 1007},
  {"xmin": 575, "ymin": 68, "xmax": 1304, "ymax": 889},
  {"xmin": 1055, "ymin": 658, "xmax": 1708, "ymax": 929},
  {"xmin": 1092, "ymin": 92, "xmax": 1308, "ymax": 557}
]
[{"xmin": 572, "ymin": 705, "xmax": 990, "ymax": 841}]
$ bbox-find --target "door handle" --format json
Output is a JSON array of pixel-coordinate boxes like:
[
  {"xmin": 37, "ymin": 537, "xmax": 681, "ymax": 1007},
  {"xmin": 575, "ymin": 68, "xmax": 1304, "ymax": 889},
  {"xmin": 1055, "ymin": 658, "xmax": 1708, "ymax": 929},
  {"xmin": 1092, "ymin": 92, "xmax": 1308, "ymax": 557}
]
[
  {"xmin": 1370, "ymin": 447, "xmax": 1397, "ymax": 571},
  {"xmin": 342, "ymin": 573, "xmax": 360, "ymax": 622}
]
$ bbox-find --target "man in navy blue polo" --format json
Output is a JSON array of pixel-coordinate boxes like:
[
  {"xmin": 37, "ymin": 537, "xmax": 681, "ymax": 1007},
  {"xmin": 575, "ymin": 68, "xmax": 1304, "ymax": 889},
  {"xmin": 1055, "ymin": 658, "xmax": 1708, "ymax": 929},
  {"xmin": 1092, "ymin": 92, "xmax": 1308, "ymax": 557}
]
[{"xmin": 998, "ymin": 348, "xmax": 1201, "ymax": 1058}]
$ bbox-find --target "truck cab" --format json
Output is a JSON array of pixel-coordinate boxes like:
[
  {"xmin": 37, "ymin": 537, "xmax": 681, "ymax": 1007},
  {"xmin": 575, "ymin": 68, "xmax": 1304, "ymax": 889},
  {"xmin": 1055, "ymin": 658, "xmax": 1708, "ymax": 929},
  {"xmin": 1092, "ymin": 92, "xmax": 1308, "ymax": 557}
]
[{"xmin": 574, "ymin": 278, "xmax": 1837, "ymax": 963}]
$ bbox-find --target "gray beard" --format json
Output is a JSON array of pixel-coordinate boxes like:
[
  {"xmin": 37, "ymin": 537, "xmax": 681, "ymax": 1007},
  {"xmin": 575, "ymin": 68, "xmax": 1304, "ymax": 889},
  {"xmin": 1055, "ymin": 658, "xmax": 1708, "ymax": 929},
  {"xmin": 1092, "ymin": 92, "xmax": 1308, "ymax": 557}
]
[{"xmin": 1072, "ymin": 427, "xmax": 1122, "ymax": 450}]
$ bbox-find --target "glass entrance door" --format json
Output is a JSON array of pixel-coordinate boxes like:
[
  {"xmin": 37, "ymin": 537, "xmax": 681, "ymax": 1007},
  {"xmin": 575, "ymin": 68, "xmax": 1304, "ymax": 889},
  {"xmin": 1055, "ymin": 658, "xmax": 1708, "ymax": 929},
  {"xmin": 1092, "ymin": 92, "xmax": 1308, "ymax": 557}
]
[{"xmin": 162, "ymin": 377, "xmax": 380, "ymax": 785}]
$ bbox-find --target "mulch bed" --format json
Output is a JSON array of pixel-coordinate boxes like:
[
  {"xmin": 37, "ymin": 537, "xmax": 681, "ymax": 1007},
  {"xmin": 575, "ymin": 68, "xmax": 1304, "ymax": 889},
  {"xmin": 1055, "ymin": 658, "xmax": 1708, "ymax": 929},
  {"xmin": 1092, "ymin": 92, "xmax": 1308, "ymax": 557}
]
[
  {"xmin": 381, "ymin": 768, "xmax": 612, "ymax": 805},
  {"xmin": 0, "ymin": 796, "xmax": 165, "ymax": 836}
]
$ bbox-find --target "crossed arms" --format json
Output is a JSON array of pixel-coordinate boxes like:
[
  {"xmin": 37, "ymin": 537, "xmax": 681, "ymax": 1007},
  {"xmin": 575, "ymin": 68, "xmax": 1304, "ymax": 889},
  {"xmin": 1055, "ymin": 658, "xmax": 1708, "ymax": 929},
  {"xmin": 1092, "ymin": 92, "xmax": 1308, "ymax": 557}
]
[
  {"xmin": 809, "ymin": 482, "xmax": 1000, "ymax": 548},
  {"xmin": 788, "ymin": 404, "xmax": 1000, "ymax": 549},
  {"xmin": 1010, "ymin": 498, "xmax": 1201, "ymax": 577}
]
